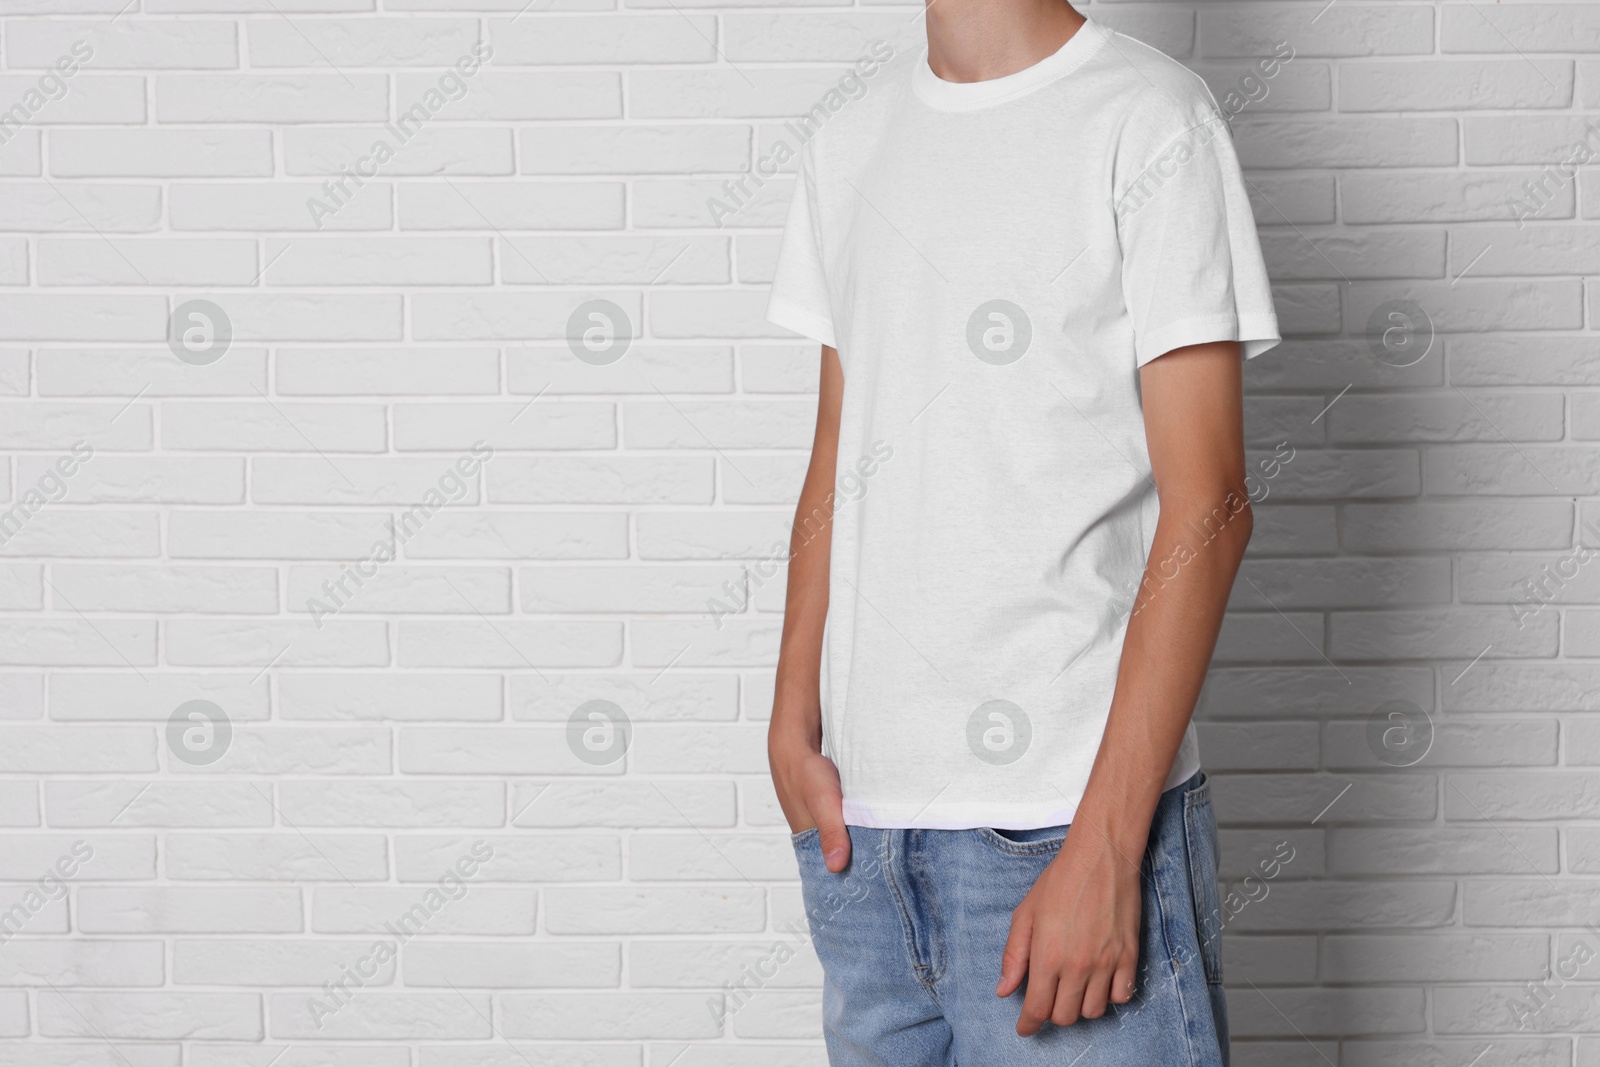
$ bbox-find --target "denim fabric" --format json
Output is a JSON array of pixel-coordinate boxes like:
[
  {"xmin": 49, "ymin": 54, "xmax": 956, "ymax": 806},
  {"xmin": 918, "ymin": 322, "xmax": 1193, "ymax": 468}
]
[{"xmin": 791, "ymin": 771, "xmax": 1227, "ymax": 1067}]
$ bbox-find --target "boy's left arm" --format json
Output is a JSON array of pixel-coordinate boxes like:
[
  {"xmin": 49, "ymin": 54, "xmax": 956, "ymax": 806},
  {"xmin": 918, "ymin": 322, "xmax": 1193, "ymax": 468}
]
[{"xmin": 998, "ymin": 339, "xmax": 1253, "ymax": 1036}]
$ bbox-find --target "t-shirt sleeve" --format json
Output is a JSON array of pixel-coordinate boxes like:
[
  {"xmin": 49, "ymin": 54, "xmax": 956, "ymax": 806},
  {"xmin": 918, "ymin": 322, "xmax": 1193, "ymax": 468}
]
[
  {"xmin": 1115, "ymin": 110, "xmax": 1280, "ymax": 366},
  {"xmin": 766, "ymin": 147, "xmax": 837, "ymax": 349}
]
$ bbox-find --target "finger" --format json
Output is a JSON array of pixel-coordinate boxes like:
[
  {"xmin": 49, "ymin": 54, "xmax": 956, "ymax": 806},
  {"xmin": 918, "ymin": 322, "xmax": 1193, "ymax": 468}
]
[
  {"xmin": 995, "ymin": 908, "xmax": 1034, "ymax": 998},
  {"xmin": 1110, "ymin": 951, "xmax": 1139, "ymax": 1006},
  {"xmin": 1018, "ymin": 962, "xmax": 1058, "ymax": 1037},
  {"xmin": 1079, "ymin": 965, "xmax": 1113, "ymax": 1020},
  {"xmin": 1049, "ymin": 965, "xmax": 1088, "ymax": 1028}
]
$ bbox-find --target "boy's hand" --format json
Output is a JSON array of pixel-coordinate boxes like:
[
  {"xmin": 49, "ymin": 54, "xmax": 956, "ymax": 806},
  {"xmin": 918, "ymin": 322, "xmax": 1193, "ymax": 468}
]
[
  {"xmin": 996, "ymin": 829, "xmax": 1142, "ymax": 1035},
  {"xmin": 769, "ymin": 733, "xmax": 851, "ymax": 872}
]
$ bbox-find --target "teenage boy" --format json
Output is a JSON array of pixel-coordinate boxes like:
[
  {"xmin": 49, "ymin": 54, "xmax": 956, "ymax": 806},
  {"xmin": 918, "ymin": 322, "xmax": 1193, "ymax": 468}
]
[{"xmin": 765, "ymin": 2, "xmax": 1279, "ymax": 1064}]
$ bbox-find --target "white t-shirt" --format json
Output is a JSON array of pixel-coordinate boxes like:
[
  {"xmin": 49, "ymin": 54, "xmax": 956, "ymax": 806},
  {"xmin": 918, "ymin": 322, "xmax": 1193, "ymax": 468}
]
[{"xmin": 767, "ymin": 18, "xmax": 1280, "ymax": 829}]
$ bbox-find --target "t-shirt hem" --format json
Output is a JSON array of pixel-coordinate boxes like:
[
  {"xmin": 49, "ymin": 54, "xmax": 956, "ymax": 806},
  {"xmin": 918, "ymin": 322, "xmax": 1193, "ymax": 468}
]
[
  {"xmin": 1135, "ymin": 311, "xmax": 1281, "ymax": 367},
  {"xmin": 840, "ymin": 752, "xmax": 1204, "ymax": 830},
  {"xmin": 766, "ymin": 296, "xmax": 836, "ymax": 348}
]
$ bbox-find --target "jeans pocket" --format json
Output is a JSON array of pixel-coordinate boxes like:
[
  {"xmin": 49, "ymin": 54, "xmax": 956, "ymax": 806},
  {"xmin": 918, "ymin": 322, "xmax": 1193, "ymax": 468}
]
[
  {"xmin": 972, "ymin": 825, "xmax": 1069, "ymax": 857},
  {"xmin": 1183, "ymin": 774, "xmax": 1224, "ymax": 985}
]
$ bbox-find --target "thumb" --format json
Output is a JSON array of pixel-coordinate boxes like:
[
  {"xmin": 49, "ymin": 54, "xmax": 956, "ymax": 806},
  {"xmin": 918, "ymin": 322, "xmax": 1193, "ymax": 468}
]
[
  {"xmin": 803, "ymin": 760, "xmax": 851, "ymax": 873},
  {"xmin": 996, "ymin": 908, "xmax": 1033, "ymax": 997},
  {"xmin": 810, "ymin": 796, "xmax": 851, "ymax": 872}
]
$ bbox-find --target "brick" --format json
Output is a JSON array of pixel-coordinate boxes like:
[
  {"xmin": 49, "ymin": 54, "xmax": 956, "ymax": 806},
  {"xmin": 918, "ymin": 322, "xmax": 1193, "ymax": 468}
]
[
  {"xmin": 511, "ymin": 781, "xmax": 733, "ymax": 829},
  {"xmin": 0, "ymin": 727, "xmax": 156, "ymax": 772},
  {"xmin": 0, "ymin": 75, "xmax": 145, "ymax": 124},
  {"xmin": 510, "ymin": 673, "xmax": 738, "ymax": 722},
  {"xmin": 37, "ymin": 239, "xmax": 259, "ymax": 287},
  {"xmin": 1330, "ymin": 608, "xmax": 1557, "ymax": 660},
  {"xmin": 1330, "ymin": 393, "xmax": 1563, "ymax": 443},
  {"xmin": 277, "ymin": 674, "xmax": 503, "ymax": 721},
  {"xmin": 39, "ymin": 992, "xmax": 261, "ymax": 1040},
  {"xmin": 1327, "ymin": 828, "xmax": 1558, "ymax": 875},
  {"xmin": 168, "ymin": 511, "xmax": 394, "ymax": 559},
  {"xmin": 46, "ymin": 565, "xmax": 272, "ymax": 613},
  {"xmin": 171, "ymin": 182, "xmax": 392, "ymax": 231},
  {"xmin": 399, "ymin": 72, "xmax": 621, "ymax": 120},
  {"xmin": 247, "ymin": 18, "xmax": 479, "ymax": 66},
  {"xmin": 1230, "ymin": 558, "xmax": 1450, "ymax": 611},
  {"xmin": 78, "ymin": 888, "xmax": 301, "ymax": 933},
  {"xmin": 398, "ymin": 620, "xmax": 619, "ymax": 667},
  {"xmin": 278, "ymin": 783, "xmax": 503, "ymax": 828},
  {"xmin": 50, "ymin": 129, "xmax": 270, "ymax": 177},
  {"xmin": 1344, "ymin": 1039, "xmax": 1568, "ymax": 1067},
  {"xmin": 276, "ymin": 347, "xmax": 499, "ymax": 395},
  {"xmin": 1444, "ymin": 5, "xmax": 1600, "ymax": 53},
  {"xmin": 1261, "ymin": 228, "xmax": 1444, "ymax": 281},
  {"xmin": 1342, "ymin": 170, "xmax": 1574, "ymax": 224},
  {"xmin": 250, "ymin": 457, "xmax": 485, "ymax": 506},
  {"xmin": 399, "ymin": 511, "xmax": 628, "ymax": 559},
  {"xmin": 397, "ymin": 727, "xmax": 615, "ymax": 776},
  {"xmin": 47, "ymin": 674, "xmax": 267, "ymax": 722},
  {"xmin": 312, "ymin": 888, "xmax": 535, "ymax": 935},
  {"xmin": 391, "ymin": 401, "xmax": 614, "ymax": 450},
  {"xmin": 284, "ymin": 127, "xmax": 513, "ymax": 176},
  {"xmin": 1201, "ymin": 6, "xmax": 1434, "ymax": 57},
  {"xmin": 0, "ymin": 295, "xmax": 165, "ymax": 341},
  {"xmin": 0, "ymin": 939, "xmax": 164, "ymax": 986},
  {"xmin": 1445, "ymin": 663, "xmax": 1600, "ymax": 713},
  {"xmin": 5, "ymin": 20, "xmax": 237, "ymax": 68},
  {"xmin": 174, "ymin": 939, "xmax": 395, "ymax": 986},
  {"xmin": 1340, "ymin": 59, "xmax": 1573, "ymax": 110},
  {"xmin": 1344, "ymin": 501, "xmax": 1573, "ymax": 552},
  {"xmin": 1228, "ymin": 985, "xmax": 1424, "ymax": 1037},
  {"xmin": 0, "ymin": 834, "xmax": 154, "ymax": 879},
  {"xmin": 491, "ymin": 14, "xmax": 717, "ymax": 63},
  {"xmin": 544, "ymin": 886, "xmax": 764, "ymax": 934},
  {"xmin": 488, "ymin": 457, "xmax": 712, "ymax": 505},
  {"xmin": 262, "ymin": 238, "xmax": 493, "ymax": 286},
  {"xmin": 521, "ymin": 564, "xmax": 744, "ymax": 613},
  {"xmin": 1447, "ymin": 771, "xmax": 1600, "ymax": 820},
  {"xmin": 1236, "ymin": 118, "xmax": 1458, "ymax": 169},
  {"xmin": 268, "ymin": 992, "xmax": 490, "ymax": 1040},
  {"xmin": 1324, "ymin": 717, "xmax": 1558, "ymax": 769},
  {"xmin": 398, "ymin": 181, "xmax": 623, "ymax": 230},
  {"xmin": 1426, "ymin": 446, "xmax": 1600, "ymax": 495},
  {"xmin": 0, "ymin": 621, "xmax": 155, "ymax": 666},
  {"xmin": 46, "ymin": 780, "xmax": 274, "ymax": 828},
  {"xmin": 1225, "ymin": 935, "xmax": 1317, "ymax": 985},
  {"xmin": 517, "ymin": 125, "xmax": 749, "ymax": 174},
  {"xmin": 509, "ymin": 345, "xmax": 734, "ymax": 394},
  {"xmin": 394, "ymin": 834, "xmax": 619, "ymax": 882},
  {"xmin": 155, "ymin": 75, "xmax": 388, "ymax": 123},
  {"xmin": 403, "ymin": 942, "xmax": 619, "ymax": 987},
  {"xmin": 165, "ymin": 835, "xmax": 388, "ymax": 881},
  {"xmin": 1435, "ymin": 984, "xmax": 1600, "ymax": 1034},
  {"xmin": 1211, "ymin": 772, "xmax": 1438, "ymax": 824},
  {"xmin": 0, "ymin": 513, "xmax": 161, "ymax": 558},
  {"xmin": 499, "ymin": 993, "xmax": 719, "ymax": 1040},
  {"xmin": 165, "ymin": 619, "xmax": 389, "ymax": 667},
  {"xmin": 412, "ymin": 291, "xmax": 638, "ymax": 341}
]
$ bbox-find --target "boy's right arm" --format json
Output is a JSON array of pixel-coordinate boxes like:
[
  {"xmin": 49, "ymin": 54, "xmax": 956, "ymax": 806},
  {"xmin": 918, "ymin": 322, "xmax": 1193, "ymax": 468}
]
[{"xmin": 768, "ymin": 343, "xmax": 852, "ymax": 872}]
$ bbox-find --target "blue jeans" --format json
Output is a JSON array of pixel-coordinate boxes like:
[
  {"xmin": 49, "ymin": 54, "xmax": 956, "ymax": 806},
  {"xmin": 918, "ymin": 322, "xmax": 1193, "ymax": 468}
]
[{"xmin": 791, "ymin": 771, "xmax": 1227, "ymax": 1066}]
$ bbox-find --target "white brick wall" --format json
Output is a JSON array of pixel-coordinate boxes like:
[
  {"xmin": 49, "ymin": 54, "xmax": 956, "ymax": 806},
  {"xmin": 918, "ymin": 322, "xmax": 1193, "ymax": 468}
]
[{"xmin": 0, "ymin": 1, "xmax": 1596, "ymax": 1064}]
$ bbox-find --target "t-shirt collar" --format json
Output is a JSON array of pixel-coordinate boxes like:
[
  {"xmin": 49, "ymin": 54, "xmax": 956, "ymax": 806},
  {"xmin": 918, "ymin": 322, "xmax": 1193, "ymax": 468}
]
[{"xmin": 911, "ymin": 18, "xmax": 1108, "ymax": 112}]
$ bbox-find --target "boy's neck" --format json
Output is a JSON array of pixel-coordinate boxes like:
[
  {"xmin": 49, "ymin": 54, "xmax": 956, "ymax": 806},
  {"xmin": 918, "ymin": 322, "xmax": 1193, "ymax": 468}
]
[{"xmin": 923, "ymin": 0, "xmax": 1087, "ymax": 84}]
